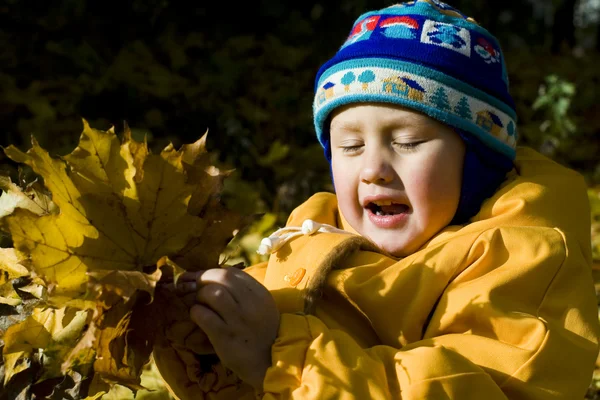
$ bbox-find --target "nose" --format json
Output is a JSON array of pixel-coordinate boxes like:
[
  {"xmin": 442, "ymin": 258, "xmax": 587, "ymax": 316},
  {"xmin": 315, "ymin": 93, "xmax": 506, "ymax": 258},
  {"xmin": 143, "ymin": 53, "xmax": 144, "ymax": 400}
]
[{"xmin": 360, "ymin": 151, "xmax": 394, "ymax": 184}]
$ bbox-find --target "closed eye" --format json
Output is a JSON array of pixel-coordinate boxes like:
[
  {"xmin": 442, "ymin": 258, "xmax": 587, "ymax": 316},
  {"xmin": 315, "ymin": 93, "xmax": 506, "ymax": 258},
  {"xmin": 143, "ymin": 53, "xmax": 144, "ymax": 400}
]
[
  {"xmin": 393, "ymin": 141, "xmax": 424, "ymax": 151},
  {"xmin": 341, "ymin": 145, "xmax": 363, "ymax": 153}
]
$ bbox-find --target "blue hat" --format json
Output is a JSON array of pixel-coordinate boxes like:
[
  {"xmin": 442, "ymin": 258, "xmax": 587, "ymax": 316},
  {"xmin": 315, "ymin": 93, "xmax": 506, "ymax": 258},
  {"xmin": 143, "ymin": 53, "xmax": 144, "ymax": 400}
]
[{"xmin": 313, "ymin": 0, "xmax": 518, "ymax": 161}]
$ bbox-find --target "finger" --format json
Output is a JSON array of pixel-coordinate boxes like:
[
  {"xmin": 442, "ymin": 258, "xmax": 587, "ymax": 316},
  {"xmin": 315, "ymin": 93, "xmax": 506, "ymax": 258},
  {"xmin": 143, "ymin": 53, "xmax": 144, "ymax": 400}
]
[
  {"xmin": 196, "ymin": 283, "xmax": 239, "ymax": 325},
  {"xmin": 196, "ymin": 268, "xmax": 263, "ymax": 304},
  {"xmin": 157, "ymin": 270, "xmax": 199, "ymax": 284},
  {"xmin": 160, "ymin": 281, "xmax": 197, "ymax": 294},
  {"xmin": 179, "ymin": 291, "xmax": 196, "ymax": 307},
  {"xmin": 185, "ymin": 328, "xmax": 215, "ymax": 355},
  {"xmin": 179, "ymin": 271, "xmax": 201, "ymax": 282},
  {"xmin": 190, "ymin": 304, "xmax": 227, "ymax": 336}
]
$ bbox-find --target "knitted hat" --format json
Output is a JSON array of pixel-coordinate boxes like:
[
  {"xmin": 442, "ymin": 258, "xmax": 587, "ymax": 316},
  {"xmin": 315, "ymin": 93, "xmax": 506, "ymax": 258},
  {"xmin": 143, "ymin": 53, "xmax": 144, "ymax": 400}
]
[{"xmin": 313, "ymin": 0, "xmax": 518, "ymax": 161}]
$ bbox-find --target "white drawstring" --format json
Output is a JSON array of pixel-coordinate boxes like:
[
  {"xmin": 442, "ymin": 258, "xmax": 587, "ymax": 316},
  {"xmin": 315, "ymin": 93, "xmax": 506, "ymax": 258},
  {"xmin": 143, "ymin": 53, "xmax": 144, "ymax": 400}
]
[{"xmin": 256, "ymin": 219, "xmax": 352, "ymax": 255}]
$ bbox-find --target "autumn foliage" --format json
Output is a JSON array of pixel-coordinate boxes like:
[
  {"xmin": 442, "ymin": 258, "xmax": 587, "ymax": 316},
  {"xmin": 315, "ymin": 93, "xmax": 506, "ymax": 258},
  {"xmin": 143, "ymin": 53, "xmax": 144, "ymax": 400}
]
[{"xmin": 0, "ymin": 122, "xmax": 246, "ymax": 398}]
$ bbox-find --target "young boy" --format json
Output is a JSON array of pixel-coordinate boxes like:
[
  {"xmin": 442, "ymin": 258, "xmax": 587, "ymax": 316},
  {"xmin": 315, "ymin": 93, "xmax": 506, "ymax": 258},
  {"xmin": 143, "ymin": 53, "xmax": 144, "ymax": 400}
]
[{"xmin": 155, "ymin": 1, "xmax": 600, "ymax": 398}]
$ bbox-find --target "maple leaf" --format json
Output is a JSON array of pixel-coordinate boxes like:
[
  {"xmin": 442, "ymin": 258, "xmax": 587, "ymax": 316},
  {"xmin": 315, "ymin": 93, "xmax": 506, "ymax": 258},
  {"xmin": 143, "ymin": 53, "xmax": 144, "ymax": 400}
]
[
  {"xmin": 0, "ymin": 176, "xmax": 57, "ymax": 219},
  {"xmin": 0, "ymin": 120, "xmax": 247, "ymax": 395},
  {"xmin": 2, "ymin": 306, "xmax": 90, "ymax": 385},
  {"xmin": 0, "ymin": 248, "xmax": 30, "ymax": 306}
]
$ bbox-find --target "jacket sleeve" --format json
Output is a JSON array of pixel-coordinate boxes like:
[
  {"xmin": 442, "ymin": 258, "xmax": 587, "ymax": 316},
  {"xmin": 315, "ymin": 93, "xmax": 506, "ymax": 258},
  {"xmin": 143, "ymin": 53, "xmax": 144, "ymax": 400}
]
[{"xmin": 261, "ymin": 228, "xmax": 600, "ymax": 399}]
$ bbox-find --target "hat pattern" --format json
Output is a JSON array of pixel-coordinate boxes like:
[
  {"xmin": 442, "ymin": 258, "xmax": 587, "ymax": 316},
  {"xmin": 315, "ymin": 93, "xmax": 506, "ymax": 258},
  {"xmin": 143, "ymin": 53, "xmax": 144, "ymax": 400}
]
[
  {"xmin": 315, "ymin": 63, "xmax": 518, "ymax": 151},
  {"xmin": 313, "ymin": 0, "xmax": 517, "ymax": 159}
]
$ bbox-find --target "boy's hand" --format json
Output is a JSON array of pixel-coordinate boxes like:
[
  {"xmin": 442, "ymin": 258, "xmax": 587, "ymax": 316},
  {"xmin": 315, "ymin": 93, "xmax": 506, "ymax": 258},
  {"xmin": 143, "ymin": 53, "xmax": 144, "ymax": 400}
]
[{"xmin": 184, "ymin": 267, "xmax": 280, "ymax": 391}]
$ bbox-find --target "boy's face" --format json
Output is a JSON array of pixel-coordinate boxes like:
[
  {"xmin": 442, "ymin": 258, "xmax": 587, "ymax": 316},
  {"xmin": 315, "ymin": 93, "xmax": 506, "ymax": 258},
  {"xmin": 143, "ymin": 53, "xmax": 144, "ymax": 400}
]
[{"xmin": 330, "ymin": 103, "xmax": 465, "ymax": 257}]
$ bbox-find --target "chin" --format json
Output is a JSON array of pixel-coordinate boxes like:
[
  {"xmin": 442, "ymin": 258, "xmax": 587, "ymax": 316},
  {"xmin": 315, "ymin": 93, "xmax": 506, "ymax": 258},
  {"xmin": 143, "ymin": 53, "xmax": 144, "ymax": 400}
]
[{"xmin": 374, "ymin": 237, "xmax": 415, "ymax": 258}]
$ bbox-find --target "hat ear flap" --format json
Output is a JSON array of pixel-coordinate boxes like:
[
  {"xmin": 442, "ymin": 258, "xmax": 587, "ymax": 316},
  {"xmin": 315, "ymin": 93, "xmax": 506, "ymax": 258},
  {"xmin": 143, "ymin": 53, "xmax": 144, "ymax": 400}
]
[
  {"xmin": 451, "ymin": 129, "xmax": 514, "ymax": 225},
  {"xmin": 322, "ymin": 126, "xmax": 336, "ymax": 192}
]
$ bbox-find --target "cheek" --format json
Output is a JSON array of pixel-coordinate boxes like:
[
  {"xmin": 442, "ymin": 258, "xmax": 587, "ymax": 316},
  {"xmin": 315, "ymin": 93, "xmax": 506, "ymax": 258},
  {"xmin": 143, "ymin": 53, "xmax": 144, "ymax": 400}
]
[
  {"xmin": 332, "ymin": 160, "xmax": 360, "ymax": 215},
  {"xmin": 406, "ymin": 155, "xmax": 463, "ymax": 214}
]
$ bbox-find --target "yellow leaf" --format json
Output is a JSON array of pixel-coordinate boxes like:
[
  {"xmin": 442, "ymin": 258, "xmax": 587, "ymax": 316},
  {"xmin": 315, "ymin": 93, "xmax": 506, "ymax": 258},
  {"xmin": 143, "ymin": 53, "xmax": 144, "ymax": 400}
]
[
  {"xmin": 83, "ymin": 391, "xmax": 107, "ymax": 400},
  {"xmin": 3, "ymin": 309, "xmax": 53, "ymax": 354},
  {"xmin": 0, "ymin": 248, "xmax": 29, "ymax": 283},
  {"xmin": 61, "ymin": 316, "xmax": 98, "ymax": 375},
  {"xmin": 93, "ymin": 291, "xmax": 162, "ymax": 390},
  {"xmin": 1, "ymin": 121, "xmax": 219, "ymax": 298},
  {"xmin": 0, "ymin": 120, "xmax": 246, "ymax": 393},
  {"xmin": 2, "ymin": 351, "xmax": 30, "ymax": 385},
  {"xmin": 88, "ymin": 358, "xmax": 175, "ymax": 400},
  {"xmin": 123, "ymin": 122, "xmax": 149, "ymax": 184},
  {"xmin": 156, "ymin": 256, "xmax": 185, "ymax": 287},
  {"xmin": 2, "ymin": 305, "xmax": 91, "ymax": 385},
  {"xmin": 37, "ymin": 308, "xmax": 91, "ymax": 381},
  {"xmin": 0, "ymin": 176, "xmax": 56, "ymax": 218},
  {"xmin": 0, "ymin": 284, "xmax": 22, "ymax": 305},
  {"xmin": 590, "ymin": 187, "xmax": 600, "ymax": 261},
  {"xmin": 173, "ymin": 204, "xmax": 249, "ymax": 270},
  {"xmin": 87, "ymin": 267, "xmax": 163, "ymax": 303},
  {"xmin": 179, "ymin": 131, "xmax": 229, "ymax": 216},
  {"xmin": 3, "ymin": 307, "xmax": 89, "ymax": 354},
  {"xmin": 136, "ymin": 358, "xmax": 176, "ymax": 400},
  {"xmin": 0, "ymin": 248, "xmax": 29, "ymax": 305},
  {"xmin": 17, "ymin": 277, "xmax": 47, "ymax": 299}
]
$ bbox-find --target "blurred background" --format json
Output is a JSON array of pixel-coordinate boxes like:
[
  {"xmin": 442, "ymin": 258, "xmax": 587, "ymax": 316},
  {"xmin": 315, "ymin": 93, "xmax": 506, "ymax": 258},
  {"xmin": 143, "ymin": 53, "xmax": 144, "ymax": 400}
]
[{"xmin": 0, "ymin": 0, "xmax": 599, "ymax": 396}]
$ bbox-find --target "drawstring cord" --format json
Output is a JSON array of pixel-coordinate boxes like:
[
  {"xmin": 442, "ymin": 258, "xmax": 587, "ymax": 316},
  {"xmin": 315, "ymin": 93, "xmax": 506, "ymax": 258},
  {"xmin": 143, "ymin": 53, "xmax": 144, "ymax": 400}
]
[{"xmin": 256, "ymin": 219, "xmax": 352, "ymax": 255}]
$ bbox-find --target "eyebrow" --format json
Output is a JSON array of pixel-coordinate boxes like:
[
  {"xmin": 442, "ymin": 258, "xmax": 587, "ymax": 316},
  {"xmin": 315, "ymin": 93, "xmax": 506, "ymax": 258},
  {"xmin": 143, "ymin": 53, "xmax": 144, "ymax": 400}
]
[
  {"xmin": 331, "ymin": 115, "xmax": 439, "ymax": 132},
  {"xmin": 386, "ymin": 113, "xmax": 441, "ymax": 128},
  {"xmin": 330, "ymin": 119, "xmax": 362, "ymax": 132}
]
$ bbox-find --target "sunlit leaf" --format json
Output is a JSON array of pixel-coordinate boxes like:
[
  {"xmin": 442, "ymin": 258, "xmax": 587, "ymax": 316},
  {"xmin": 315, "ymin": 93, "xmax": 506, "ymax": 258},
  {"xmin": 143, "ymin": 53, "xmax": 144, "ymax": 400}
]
[
  {"xmin": 0, "ymin": 176, "xmax": 56, "ymax": 219},
  {"xmin": 0, "ymin": 248, "xmax": 29, "ymax": 282},
  {"xmin": 2, "ymin": 351, "xmax": 30, "ymax": 387},
  {"xmin": 0, "ymin": 120, "xmax": 246, "ymax": 395}
]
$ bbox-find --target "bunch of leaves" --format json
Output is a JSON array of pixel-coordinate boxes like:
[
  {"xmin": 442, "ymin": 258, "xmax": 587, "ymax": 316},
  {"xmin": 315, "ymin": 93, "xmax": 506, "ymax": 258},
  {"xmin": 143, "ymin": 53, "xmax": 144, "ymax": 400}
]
[
  {"xmin": 591, "ymin": 187, "xmax": 600, "ymax": 263},
  {"xmin": 586, "ymin": 185, "xmax": 600, "ymax": 399},
  {"xmin": 0, "ymin": 120, "xmax": 248, "ymax": 398}
]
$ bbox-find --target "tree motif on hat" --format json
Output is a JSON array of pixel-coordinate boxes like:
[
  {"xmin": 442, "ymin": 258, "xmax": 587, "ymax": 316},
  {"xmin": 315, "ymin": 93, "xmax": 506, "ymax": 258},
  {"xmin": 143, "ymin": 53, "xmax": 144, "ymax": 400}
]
[
  {"xmin": 358, "ymin": 70, "xmax": 376, "ymax": 90},
  {"xmin": 341, "ymin": 72, "xmax": 356, "ymax": 92},
  {"xmin": 454, "ymin": 96, "xmax": 473, "ymax": 120},
  {"xmin": 430, "ymin": 86, "xmax": 451, "ymax": 111}
]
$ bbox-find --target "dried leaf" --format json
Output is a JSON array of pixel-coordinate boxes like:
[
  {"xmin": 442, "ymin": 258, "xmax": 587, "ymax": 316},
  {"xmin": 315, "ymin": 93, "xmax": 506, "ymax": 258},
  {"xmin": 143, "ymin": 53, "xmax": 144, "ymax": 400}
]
[
  {"xmin": 92, "ymin": 290, "xmax": 165, "ymax": 391},
  {"xmin": 87, "ymin": 268, "xmax": 163, "ymax": 303},
  {"xmin": 2, "ymin": 352, "xmax": 30, "ymax": 386},
  {"xmin": 2, "ymin": 306, "xmax": 89, "ymax": 388},
  {"xmin": 0, "ymin": 287, "xmax": 21, "ymax": 306},
  {"xmin": 0, "ymin": 120, "xmax": 245, "ymax": 394},
  {"xmin": 1, "ymin": 121, "xmax": 213, "ymax": 299},
  {"xmin": 173, "ymin": 204, "xmax": 250, "ymax": 270},
  {"xmin": 0, "ymin": 176, "xmax": 55, "ymax": 219},
  {"xmin": 156, "ymin": 256, "xmax": 186, "ymax": 286},
  {"xmin": 17, "ymin": 277, "xmax": 46, "ymax": 300},
  {"xmin": 0, "ymin": 248, "xmax": 29, "ymax": 282},
  {"xmin": 3, "ymin": 310, "xmax": 53, "ymax": 354},
  {"xmin": 45, "ymin": 369, "xmax": 94, "ymax": 400},
  {"xmin": 61, "ymin": 315, "xmax": 97, "ymax": 376}
]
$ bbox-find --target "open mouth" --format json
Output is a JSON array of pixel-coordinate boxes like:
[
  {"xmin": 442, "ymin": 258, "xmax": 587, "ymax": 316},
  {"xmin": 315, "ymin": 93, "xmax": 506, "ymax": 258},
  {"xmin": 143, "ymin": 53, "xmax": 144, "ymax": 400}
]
[{"xmin": 366, "ymin": 202, "xmax": 410, "ymax": 216}]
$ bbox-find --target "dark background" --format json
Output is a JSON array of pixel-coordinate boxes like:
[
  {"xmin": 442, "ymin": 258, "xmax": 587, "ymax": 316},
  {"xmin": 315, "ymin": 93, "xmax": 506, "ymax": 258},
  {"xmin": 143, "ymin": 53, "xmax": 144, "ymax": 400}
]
[
  {"xmin": 1, "ymin": 1, "xmax": 600, "ymax": 396},
  {"xmin": 1, "ymin": 0, "xmax": 599, "ymax": 221}
]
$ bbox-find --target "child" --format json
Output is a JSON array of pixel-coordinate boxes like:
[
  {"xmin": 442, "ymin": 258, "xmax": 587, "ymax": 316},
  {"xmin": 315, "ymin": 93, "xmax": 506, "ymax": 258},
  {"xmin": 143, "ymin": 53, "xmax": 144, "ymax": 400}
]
[{"xmin": 155, "ymin": 1, "xmax": 600, "ymax": 398}]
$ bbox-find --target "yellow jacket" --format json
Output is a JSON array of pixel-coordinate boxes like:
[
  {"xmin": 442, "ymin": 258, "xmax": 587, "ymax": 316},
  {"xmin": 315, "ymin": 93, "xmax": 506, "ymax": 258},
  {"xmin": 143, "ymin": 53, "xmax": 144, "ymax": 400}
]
[{"xmin": 156, "ymin": 147, "xmax": 599, "ymax": 399}]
